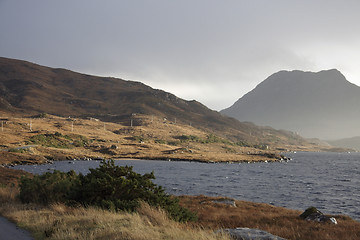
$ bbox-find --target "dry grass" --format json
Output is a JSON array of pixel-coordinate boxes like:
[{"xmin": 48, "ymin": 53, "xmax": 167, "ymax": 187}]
[
  {"xmin": 2, "ymin": 187, "xmax": 360, "ymax": 240},
  {"xmin": 0, "ymin": 114, "xmax": 328, "ymax": 171},
  {"xmin": 179, "ymin": 195, "xmax": 360, "ymax": 240},
  {"xmin": 0, "ymin": 187, "xmax": 229, "ymax": 240}
]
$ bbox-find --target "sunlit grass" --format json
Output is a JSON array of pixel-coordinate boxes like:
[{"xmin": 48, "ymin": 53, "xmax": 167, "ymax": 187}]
[
  {"xmin": 0, "ymin": 187, "xmax": 229, "ymax": 240},
  {"xmin": 180, "ymin": 195, "xmax": 360, "ymax": 240}
]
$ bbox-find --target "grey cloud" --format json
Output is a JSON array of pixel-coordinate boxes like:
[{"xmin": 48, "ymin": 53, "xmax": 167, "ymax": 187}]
[{"xmin": 1, "ymin": 0, "xmax": 360, "ymax": 110}]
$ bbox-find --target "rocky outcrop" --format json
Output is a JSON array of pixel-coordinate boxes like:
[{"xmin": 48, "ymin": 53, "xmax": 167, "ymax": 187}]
[
  {"xmin": 212, "ymin": 198, "xmax": 237, "ymax": 207},
  {"xmin": 221, "ymin": 228, "xmax": 286, "ymax": 240},
  {"xmin": 300, "ymin": 207, "xmax": 337, "ymax": 224}
]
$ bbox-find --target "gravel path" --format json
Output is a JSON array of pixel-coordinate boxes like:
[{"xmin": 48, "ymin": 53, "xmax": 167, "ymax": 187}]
[{"xmin": 0, "ymin": 216, "xmax": 33, "ymax": 240}]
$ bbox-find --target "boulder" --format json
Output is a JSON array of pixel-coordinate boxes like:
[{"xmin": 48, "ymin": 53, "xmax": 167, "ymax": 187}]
[
  {"xmin": 221, "ymin": 228, "xmax": 287, "ymax": 240},
  {"xmin": 212, "ymin": 198, "xmax": 237, "ymax": 207},
  {"xmin": 300, "ymin": 207, "xmax": 337, "ymax": 224}
]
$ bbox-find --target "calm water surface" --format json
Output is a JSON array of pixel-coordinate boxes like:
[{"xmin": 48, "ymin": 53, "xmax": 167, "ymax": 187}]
[{"xmin": 12, "ymin": 152, "xmax": 360, "ymax": 220}]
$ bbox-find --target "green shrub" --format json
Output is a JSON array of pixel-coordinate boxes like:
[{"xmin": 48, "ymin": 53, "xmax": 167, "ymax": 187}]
[
  {"xmin": 8, "ymin": 148, "xmax": 28, "ymax": 153},
  {"xmin": 126, "ymin": 135, "xmax": 146, "ymax": 143},
  {"xmin": 19, "ymin": 170, "xmax": 79, "ymax": 205},
  {"xmin": 74, "ymin": 160, "xmax": 196, "ymax": 221},
  {"xmin": 235, "ymin": 141, "xmax": 251, "ymax": 147},
  {"xmin": 174, "ymin": 135, "xmax": 201, "ymax": 142},
  {"xmin": 26, "ymin": 133, "xmax": 89, "ymax": 148},
  {"xmin": 72, "ymin": 135, "xmax": 89, "ymax": 147},
  {"xmin": 26, "ymin": 133, "xmax": 70, "ymax": 148},
  {"xmin": 300, "ymin": 206, "xmax": 321, "ymax": 219},
  {"xmin": 174, "ymin": 134, "xmax": 232, "ymax": 145},
  {"xmin": 154, "ymin": 139, "xmax": 167, "ymax": 144},
  {"xmin": 203, "ymin": 133, "xmax": 232, "ymax": 144},
  {"xmin": 32, "ymin": 113, "xmax": 48, "ymax": 118},
  {"xmin": 18, "ymin": 160, "xmax": 196, "ymax": 222}
]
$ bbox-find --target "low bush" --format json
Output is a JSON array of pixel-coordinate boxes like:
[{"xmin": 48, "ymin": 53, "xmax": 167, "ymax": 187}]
[
  {"xmin": 19, "ymin": 170, "xmax": 79, "ymax": 205},
  {"xmin": 175, "ymin": 135, "xmax": 202, "ymax": 142},
  {"xmin": 26, "ymin": 133, "xmax": 90, "ymax": 148},
  {"xmin": 174, "ymin": 134, "xmax": 232, "ymax": 145},
  {"xmin": 19, "ymin": 160, "xmax": 196, "ymax": 222},
  {"xmin": 8, "ymin": 148, "xmax": 28, "ymax": 153},
  {"xmin": 154, "ymin": 139, "xmax": 167, "ymax": 144},
  {"xmin": 126, "ymin": 135, "xmax": 146, "ymax": 143}
]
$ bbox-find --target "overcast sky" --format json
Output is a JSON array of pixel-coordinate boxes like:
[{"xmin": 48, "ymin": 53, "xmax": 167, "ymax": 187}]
[{"xmin": 1, "ymin": 0, "xmax": 360, "ymax": 110}]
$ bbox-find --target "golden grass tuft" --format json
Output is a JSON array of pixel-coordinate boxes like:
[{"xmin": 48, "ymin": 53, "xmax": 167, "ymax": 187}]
[
  {"xmin": 0, "ymin": 185, "xmax": 17, "ymax": 202},
  {"xmin": 2, "ymin": 187, "xmax": 360, "ymax": 240},
  {"xmin": 0, "ymin": 187, "xmax": 229, "ymax": 240},
  {"xmin": 0, "ymin": 114, "xmax": 331, "ymax": 173},
  {"xmin": 179, "ymin": 195, "xmax": 360, "ymax": 240}
]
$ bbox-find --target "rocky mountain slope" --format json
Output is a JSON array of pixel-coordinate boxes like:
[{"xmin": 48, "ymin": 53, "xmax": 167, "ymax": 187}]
[{"xmin": 221, "ymin": 69, "xmax": 360, "ymax": 140}]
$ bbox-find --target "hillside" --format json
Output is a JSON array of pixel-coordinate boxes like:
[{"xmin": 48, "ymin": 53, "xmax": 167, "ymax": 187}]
[
  {"xmin": 327, "ymin": 136, "xmax": 360, "ymax": 151},
  {"xmin": 221, "ymin": 69, "xmax": 360, "ymax": 140},
  {"xmin": 0, "ymin": 57, "xmax": 325, "ymax": 150}
]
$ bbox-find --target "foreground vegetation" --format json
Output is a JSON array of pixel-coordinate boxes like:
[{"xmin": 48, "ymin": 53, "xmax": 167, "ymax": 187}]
[
  {"xmin": 2, "ymin": 185, "xmax": 360, "ymax": 240},
  {"xmin": 180, "ymin": 196, "xmax": 360, "ymax": 240},
  {"xmin": 0, "ymin": 187, "xmax": 229, "ymax": 240},
  {"xmin": 0, "ymin": 114, "xmax": 358, "ymax": 239},
  {"xmin": 19, "ymin": 160, "xmax": 196, "ymax": 222}
]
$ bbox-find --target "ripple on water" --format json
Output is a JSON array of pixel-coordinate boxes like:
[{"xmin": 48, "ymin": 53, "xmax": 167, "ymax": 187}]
[{"xmin": 11, "ymin": 152, "xmax": 360, "ymax": 221}]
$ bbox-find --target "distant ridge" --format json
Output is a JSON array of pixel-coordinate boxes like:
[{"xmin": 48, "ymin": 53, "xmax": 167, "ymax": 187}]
[
  {"xmin": 327, "ymin": 136, "xmax": 360, "ymax": 151},
  {"xmin": 221, "ymin": 69, "xmax": 360, "ymax": 139},
  {"xmin": 0, "ymin": 57, "xmax": 316, "ymax": 148}
]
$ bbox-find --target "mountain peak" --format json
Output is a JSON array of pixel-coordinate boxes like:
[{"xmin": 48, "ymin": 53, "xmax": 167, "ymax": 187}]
[
  {"xmin": 221, "ymin": 69, "xmax": 360, "ymax": 139},
  {"xmin": 265, "ymin": 69, "xmax": 345, "ymax": 83}
]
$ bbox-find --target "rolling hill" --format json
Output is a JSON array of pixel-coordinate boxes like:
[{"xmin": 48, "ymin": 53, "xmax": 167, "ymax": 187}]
[
  {"xmin": 0, "ymin": 57, "xmax": 333, "ymax": 150},
  {"xmin": 326, "ymin": 136, "xmax": 360, "ymax": 151}
]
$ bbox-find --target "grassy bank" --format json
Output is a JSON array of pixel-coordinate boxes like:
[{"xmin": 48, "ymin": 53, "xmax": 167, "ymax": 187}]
[
  {"xmin": 0, "ymin": 187, "xmax": 229, "ymax": 240},
  {"xmin": 0, "ymin": 114, "xmax": 334, "ymax": 167},
  {"xmin": 1, "ymin": 186, "xmax": 360, "ymax": 240},
  {"xmin": 180, "ymin": 195, "xmax": 360, "ymax": 240}
]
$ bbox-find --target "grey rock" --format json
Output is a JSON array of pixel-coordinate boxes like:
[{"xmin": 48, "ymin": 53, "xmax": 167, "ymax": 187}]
[
  {"xmin": 300, "ymin": 207, "xmax": 337, "ymax": 224},
  {"xmin": 222, "ymin": 228, "xmax": 287, "ymax": 240},
  {"xmin": 212, "ymin": 198, "xmax": 237, "ymax": 207},
  {"xmin": 305, "ymin": 213, "xmax": 338, "ymax": 224}
]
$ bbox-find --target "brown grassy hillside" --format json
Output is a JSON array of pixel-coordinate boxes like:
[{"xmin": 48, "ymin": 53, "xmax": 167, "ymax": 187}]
[
  {"xmin": 0, "ymin": 57, "xmax": 330, "ymax": 149},
  {"xmin": 0, "ymin": 113, "xmax": 342, "ymax": 188}
]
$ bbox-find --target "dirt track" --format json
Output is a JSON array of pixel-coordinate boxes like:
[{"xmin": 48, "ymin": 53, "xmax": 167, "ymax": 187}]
[{"xmin": 0, "ymin": 216, "xmax": 33, "ymax": 240}]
